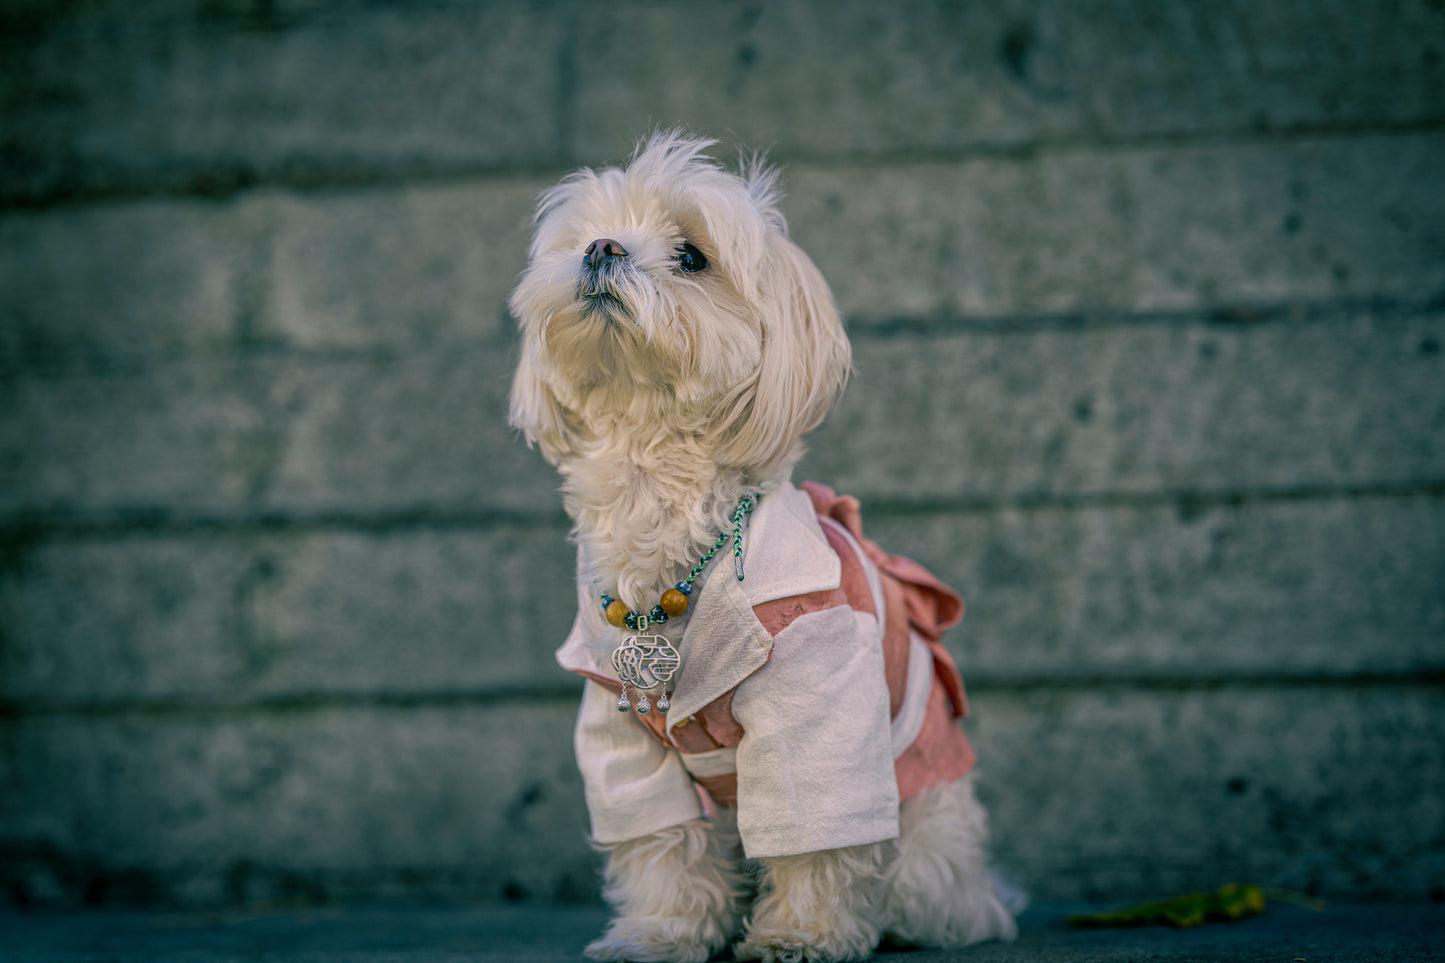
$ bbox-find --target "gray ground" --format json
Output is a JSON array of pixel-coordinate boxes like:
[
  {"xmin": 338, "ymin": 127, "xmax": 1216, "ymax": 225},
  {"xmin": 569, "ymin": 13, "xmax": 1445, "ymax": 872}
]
[{"xmin": 2, "ymin": 901, "xmax": 1441, "ymax": 963}]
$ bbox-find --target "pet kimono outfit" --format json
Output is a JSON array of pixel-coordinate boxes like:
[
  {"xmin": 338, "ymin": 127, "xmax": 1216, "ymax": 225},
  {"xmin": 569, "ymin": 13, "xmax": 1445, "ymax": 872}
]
[{"xmin": 556, "ymin": 481, "xmax": 976, "ymax": 859}]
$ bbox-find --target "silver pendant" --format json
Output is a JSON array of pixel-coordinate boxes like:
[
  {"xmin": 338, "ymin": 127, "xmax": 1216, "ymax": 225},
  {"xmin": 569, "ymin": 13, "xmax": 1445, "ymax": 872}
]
[{"xmin": 611, "ymin": 634, "xmax": 680, "ymax": 693}]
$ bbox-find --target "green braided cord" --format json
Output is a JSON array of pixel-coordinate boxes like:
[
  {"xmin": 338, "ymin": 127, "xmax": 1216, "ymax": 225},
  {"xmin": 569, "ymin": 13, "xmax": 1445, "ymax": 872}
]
[{"xmin": 604, "ymin": 495, "xmax": 757, "ymax": 612}]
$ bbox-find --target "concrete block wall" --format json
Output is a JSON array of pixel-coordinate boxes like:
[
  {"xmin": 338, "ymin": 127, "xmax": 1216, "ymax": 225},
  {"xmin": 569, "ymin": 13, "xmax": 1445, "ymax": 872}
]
[{"xmin": 2, "ymin": 0, "xmax": 1442, "ymax": 907}]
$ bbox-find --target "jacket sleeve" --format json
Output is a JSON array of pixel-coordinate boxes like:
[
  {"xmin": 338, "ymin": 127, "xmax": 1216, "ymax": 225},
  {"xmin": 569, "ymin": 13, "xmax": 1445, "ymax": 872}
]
[
  {"xmin": 729, "ymin": 604, "xmax": 901, "ymax": 858},
  {"xmin": 573, "ymin": 678, "xmax": 703, "ymax": 844}
]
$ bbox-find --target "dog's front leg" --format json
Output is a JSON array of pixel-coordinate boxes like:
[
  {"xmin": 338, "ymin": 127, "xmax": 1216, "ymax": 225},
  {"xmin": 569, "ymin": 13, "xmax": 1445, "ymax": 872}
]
[
  {"xmin": 734, "ymin": 843, "xmax": 886, "ymax": 963},
  {"xmin": 585, "ymin": 815, "xmax": 746, "ymax": 963}
]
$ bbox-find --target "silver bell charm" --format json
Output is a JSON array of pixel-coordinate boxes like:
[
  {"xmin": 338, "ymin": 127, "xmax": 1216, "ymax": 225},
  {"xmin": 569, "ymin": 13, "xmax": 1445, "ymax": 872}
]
[
  {"xmin": 616, "ymin": 695, "xmax": 632, "ymax": 712},
  {"xmin": 636, "ymin": 697, "xmax": 651, "ymax": 715},
  {"xmin": 656, "ymin": 694, "xmax": 671, "ymax": 713}
]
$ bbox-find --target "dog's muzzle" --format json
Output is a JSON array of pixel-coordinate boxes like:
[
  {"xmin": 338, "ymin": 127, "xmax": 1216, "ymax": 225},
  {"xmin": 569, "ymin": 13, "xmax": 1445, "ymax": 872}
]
[{"xmin": 578, "ymin": 238, "xmax": 631, "ymax": 320}]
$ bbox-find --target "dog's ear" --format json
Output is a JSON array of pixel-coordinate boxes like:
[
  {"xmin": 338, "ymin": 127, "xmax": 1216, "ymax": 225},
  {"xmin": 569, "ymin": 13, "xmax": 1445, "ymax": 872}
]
[
  {"xmin": 717, "ymin": 231, "xmax": 852, "ymax": 480},
  {"xmin": 509, "ymin": 337, "xmax": 574, "ymax": 464}
]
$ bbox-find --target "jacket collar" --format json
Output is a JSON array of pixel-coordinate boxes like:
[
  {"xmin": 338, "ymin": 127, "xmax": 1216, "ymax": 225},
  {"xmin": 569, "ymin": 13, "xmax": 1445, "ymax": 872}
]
[{"xmin": 555, "ymin": 482, "xmax": 842, "ymax": 731}]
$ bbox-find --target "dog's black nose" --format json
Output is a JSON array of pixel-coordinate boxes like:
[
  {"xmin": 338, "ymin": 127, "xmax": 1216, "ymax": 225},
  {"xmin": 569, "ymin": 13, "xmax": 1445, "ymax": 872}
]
[{"xmin": 584, "ymin": 238, "xmax": 628, "ymax": 270}]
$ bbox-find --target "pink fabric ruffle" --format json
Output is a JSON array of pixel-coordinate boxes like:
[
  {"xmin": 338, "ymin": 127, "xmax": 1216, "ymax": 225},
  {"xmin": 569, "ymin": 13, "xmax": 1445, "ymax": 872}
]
[{"xmin": 800, "ymin": 480, "xmax": 970, "ymax": 721}]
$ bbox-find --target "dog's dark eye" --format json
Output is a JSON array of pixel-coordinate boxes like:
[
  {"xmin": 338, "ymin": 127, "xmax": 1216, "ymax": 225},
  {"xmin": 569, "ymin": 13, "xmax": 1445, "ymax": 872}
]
[{"xmin": 675, "ymin": 243, "xmax": 708, "ymax": 273}]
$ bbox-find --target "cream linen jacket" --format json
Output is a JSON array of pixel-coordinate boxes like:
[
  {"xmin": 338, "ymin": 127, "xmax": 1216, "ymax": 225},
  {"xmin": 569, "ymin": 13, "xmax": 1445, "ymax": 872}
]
[{"xmin": 555, "ymin": 481, "xmax": 940, "ymax": 859}]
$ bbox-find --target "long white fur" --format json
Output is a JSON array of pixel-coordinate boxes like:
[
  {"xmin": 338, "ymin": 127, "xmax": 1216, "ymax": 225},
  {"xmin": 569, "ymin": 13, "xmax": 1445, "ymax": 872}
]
[
  {"xmin": 510, "ymin": 131, "xmax": 1018, "ymax": 962},
  {"xmin": 736, "ymin": 843, "xmax": 886, "ymax": 963},
  {"xmin": 881, "ymin": 776, "xmax": 1022, "ymax": 948},
  {"xmin": 510, "ymin": 131, "xmax": 849, "ymax": 611},
  {"xmin": 586, "ymin": 815, "xmax": 749, "ymax": 963}
]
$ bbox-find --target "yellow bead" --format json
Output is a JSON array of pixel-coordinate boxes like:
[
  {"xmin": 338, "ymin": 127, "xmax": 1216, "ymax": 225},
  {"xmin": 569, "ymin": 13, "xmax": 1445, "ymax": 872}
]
[
  {"xmin": 605, "ymin": 600, "xmax": 629, "ymax": 628},
  {"xmin": 659, "ymin": 588, "xmax": 689, "ymax": 617}
]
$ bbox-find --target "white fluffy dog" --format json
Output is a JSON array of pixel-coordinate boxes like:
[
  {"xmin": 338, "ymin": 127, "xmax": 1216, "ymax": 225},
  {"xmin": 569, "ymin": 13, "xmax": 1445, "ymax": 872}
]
[{"xmin": 510, "ymin": 131, "xmax": 1019, "ymax": 962}]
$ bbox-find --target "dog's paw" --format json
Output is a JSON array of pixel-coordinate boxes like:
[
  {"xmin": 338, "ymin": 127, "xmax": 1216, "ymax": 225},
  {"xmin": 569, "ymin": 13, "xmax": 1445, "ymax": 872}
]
[
  {"xmin": 730, "ymin": 933, "xmax": 807, "ymax": 962},
  {"xmin": 584, "ymin": 916, "xmax": 724, "ymax": 963},
  {"xmin": 734, "ymin": 915, "xmax": 878, "ymax": 963},
  {"xmin": 735, "ymin": 846, "xmax": 883, "ymax": 963},
  {"xmin": 734, "ymin": 929, "xmax": 869, "ymax": 963}
]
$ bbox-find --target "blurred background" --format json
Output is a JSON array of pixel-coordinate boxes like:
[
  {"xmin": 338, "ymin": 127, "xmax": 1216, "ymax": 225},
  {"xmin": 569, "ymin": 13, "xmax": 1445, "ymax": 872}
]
[{"xmin": 1, "ymin": 0, "xmax": 1442, "ymax": 910}]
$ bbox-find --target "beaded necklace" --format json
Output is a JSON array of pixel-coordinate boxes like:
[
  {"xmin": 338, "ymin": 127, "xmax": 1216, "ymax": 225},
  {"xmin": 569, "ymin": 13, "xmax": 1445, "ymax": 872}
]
[{"xmin": 599, "ymin": 494, "xmax": 756, "ymax": 717}]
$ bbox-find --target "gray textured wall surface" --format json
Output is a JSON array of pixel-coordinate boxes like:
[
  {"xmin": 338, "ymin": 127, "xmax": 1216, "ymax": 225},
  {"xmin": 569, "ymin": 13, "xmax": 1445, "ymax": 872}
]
[{"xmin": 2, "ymin": 0, "xmax": 1443, "ymax": 908}]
